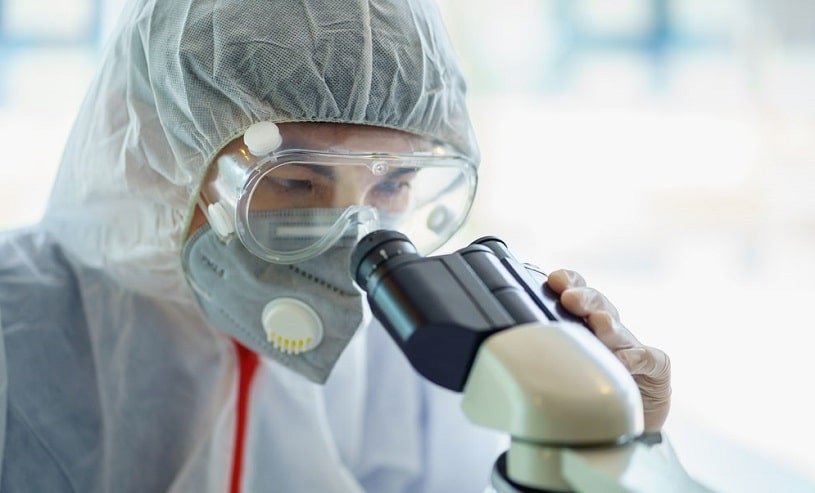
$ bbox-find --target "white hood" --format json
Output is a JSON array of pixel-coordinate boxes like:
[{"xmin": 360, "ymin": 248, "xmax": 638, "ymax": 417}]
[{"xmin": 42, "ymin": 0, "xmax": 479, "ymax": 300}]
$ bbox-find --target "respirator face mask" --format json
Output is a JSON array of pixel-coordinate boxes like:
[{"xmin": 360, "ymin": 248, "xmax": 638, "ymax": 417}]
[{"xmin": 182, "ymin": 121, "xmax": 477, "ymax": 383}]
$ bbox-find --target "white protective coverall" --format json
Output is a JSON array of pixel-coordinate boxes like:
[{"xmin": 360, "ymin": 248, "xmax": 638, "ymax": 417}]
[{"xmin": 0, "ymin": 0, "xmax": 506, "ymax": 491}]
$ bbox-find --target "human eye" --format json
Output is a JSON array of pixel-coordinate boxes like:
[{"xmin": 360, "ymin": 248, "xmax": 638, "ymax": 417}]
[
  {"xmin": 251, "ymin": 165, "xmax": 332, "ymax": 209},
  {"xmin": 374, "ymin": 178, "xmax": 411, "ymax": 194},
  {"xmin": 265, "ymin": 177, "xmax": 314, "ymax": 194},
  {"xmin": 369, "ymin": 169, "xmax": 416, "ymax": 211}
]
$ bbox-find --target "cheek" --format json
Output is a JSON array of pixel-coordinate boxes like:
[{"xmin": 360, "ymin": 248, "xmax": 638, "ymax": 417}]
[{"xmin": 186, "ymin": 205, "xmax": 209, "ymax": 240}]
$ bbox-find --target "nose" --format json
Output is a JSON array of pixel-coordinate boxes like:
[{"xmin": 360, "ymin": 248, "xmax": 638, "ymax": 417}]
[
  {"xmin": 332, "ymin": 183, "xmax": 369, "ymax": 208},
  {"xmin": 330, "ymin": 167, "xmax": 374, "ymax": 208}
]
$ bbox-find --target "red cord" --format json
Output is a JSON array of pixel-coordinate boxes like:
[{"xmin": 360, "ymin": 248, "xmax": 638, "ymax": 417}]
[{"xmin": 229, "ymin": 340, "xmax": 260, "ymax": 493}]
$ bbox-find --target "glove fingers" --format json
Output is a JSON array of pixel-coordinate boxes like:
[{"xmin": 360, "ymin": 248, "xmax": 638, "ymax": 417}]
[
  {"xmin": 619, "ymin": 347, "xmax": 672, "ymax": 433},
  {"xmin": 642, "ymin": 401, "xmax": 671, "ymax": 433},
  {"xmin": 617, "ymin": 347, "xmax": 671, "ymax": 383},
  {"xmin": 546, "ymin": 269, "xmax": 586, "ymax": 294},
  {"xmin": 546, "ymin": 269, "xmax": 672, "ymax": 433},
  {"xmin": 561, "ymin": 286, "xmax": 620, "ymax": 320},
  {"xmin": 586, "ymin": 311, "xmax": 636, "ymax": 350}
]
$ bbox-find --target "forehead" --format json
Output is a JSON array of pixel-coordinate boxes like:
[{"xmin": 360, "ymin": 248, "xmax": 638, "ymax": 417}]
[{"xmin": 277, "ymin": 122, "xmax": 433, "ymax": 154}]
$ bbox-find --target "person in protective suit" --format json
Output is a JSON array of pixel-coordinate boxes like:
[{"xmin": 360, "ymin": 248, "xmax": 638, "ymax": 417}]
[{"xmin": 0, "ymin": 0, "xmax": 671, "ymax": 491}]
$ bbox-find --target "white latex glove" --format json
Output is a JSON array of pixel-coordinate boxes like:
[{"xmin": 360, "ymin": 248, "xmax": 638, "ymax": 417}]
[{"xmin": 546, "ymin": 269, "xmax": 671, "ymax": 433}]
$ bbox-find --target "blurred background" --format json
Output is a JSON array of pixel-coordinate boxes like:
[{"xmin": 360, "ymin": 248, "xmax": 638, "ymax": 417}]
[{"xmin": 1, "ymin": 0, "xmax": 813, "ymax": 491}]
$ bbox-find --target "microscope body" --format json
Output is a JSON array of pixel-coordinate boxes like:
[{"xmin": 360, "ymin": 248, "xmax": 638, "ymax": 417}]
[{"xmin": 351, "ymin": 230, "xmax": 710, "ymax": 493}]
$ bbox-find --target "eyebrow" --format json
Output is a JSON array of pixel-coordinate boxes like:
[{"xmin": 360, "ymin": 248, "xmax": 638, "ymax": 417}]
[{"xmin": 295, "ymin": 164, "xmax": 418, "ymax": 180}]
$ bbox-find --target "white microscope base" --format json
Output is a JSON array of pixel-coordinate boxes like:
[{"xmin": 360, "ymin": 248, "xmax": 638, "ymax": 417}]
[{"xmin": 561, "ymin": 442, "xmax": 714, "ymax": 493}]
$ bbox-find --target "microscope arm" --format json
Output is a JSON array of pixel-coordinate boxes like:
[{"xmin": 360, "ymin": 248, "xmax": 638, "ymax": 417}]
[
  {"xmin": 463, "ymin": 323, "xmax": 713, "ymax": 493},
  {"xmin": 351, "ymin": 230, "xmax": 712, "ymax": 492}
]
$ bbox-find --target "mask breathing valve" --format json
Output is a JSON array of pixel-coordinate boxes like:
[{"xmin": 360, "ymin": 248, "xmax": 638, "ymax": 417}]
[{"xmin": 262, "ymin": 298, "xmax": 324, "ymax": 354}]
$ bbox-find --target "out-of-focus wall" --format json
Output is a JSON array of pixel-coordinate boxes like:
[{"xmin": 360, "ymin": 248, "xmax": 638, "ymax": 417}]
[
  {"xmin": 439, "ymin": 1, "xmax": 815, "ymax": 492},
  {"xmin": 1, "ymin": 1, "xmax": 813, "ymax": 491},
  {"xmin": 0, "ymin": 0, "xmax": 103, "ymax": 227}
]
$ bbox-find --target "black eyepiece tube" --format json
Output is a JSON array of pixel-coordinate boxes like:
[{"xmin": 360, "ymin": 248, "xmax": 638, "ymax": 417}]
[
  {"xmin": 351, "ymin": 231, "xmax": 518, "ymax": 391},
  {"xmin": 350, "ymin": 230, "xmax": 419, "ymax": 291},
  {"xmin": 351, "ymin": 230, "xmax": 587, "ymax": 392},
  {"xmin": 472, "ymin": 236, "xmax": 588, "ymax": 326},
  {"xmin": 457, "ymin": 245, "xmax": 544, "ymax": 325},
  {"xmin": 472, "ymin": 236, "xmax": 512, "ymax": 259}
]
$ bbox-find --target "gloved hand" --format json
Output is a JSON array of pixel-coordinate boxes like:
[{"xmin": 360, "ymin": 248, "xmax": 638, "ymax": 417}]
[{"xmin": 546, "ymin": 269, "xmax": 671, "ymax": 433}]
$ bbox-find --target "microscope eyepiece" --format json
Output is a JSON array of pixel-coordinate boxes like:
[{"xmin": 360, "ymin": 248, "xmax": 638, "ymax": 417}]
[
  {"xmin": 351, "ymin": 230, "xmax": 420, "ymax": 290},
  {"xmin": 351, "ymin": 229, "xmax": 566, "ymax": 391}
]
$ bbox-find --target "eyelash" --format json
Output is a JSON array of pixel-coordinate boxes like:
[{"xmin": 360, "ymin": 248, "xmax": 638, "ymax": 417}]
[
  {"xmin": 269, "ymin": 178, "xmax": 411, "ymax": 195},
  {"xmin": 374, "ymin": 180, "xmax": 411, "ymax": 193},
  {"xmin": 262, "ymin": 178, "xmax": 314, "ymax": 194}
]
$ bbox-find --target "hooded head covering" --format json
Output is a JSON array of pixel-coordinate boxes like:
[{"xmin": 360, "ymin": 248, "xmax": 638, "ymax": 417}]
[
  {"xmin": 43, "ymin": 0, "xmax": 478, "ymax": 300},
  {"xmin": 2, "ymin": 5, "xmax": 507, "ymax": 491}
]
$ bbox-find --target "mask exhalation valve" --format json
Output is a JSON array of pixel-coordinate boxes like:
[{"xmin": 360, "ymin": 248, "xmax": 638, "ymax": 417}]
[{"xmin": 262, "ymin": 298, "xmax": 324, "ymax": 354}]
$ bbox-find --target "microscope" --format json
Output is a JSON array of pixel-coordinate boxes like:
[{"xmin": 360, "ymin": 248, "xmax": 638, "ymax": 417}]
[{"xmin": 351, "ymin": 230, "xmax": 711, "ymax": 493}]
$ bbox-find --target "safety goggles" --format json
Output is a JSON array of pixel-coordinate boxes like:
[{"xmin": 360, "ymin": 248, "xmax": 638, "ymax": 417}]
[{"xmin": 197, "ymin": 122, "xmax": 477, "ymax": 263}]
